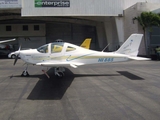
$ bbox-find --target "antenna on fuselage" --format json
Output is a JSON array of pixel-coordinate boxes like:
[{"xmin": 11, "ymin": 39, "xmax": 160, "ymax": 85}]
[
  {"xmin": 55, "ymin": 39, "xmax": 63, "ymax": 42},
  {"xmin": 101, "ymin": 43, "xmax": 110, "ymax": 52}
]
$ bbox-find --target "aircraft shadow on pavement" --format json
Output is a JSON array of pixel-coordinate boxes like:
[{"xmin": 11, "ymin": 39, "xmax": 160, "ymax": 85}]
[
  {"xmin": 26, "ymin": 68, "xmax": 120, "ymax": 100},
  {"xmin": 11, "ymin": 69, "xmax": 143, "ymax": 100},
  {"xmin": 117, "ymin": 71, "xmax": 144, "ymax": 80}
]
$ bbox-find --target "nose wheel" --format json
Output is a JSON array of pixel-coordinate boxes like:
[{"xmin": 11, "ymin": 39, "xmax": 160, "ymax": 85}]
[
  {"xmin": 21, "ymin": 70, "xmax": 29, "ymax": 77},
  {"xmin": 21, "ymin": 65, "xmax": 30, "ymax": 77},
  {"xmin": 55, "ymin": 67, "xmax": 65, "ymax": 78}
]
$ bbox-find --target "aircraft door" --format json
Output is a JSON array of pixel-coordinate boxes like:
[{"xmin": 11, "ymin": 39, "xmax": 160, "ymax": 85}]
[
  {"xmin": 50, "ymin": 42, "xmax": 65, "ymax": 61},
  {"xmin": 33, "ymin": 44, "xmax": 50, "ymax": 63}
]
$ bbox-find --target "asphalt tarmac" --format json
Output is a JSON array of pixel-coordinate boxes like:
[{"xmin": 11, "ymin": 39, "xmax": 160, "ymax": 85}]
[{"xmin": 0, "ymin": 59, "xmax": 160, "ymax": 120}]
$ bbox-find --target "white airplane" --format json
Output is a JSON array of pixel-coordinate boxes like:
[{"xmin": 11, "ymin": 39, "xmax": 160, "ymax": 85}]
[
  {"xmin": 0, "ymin": 38, "xmax": 16, "ymax": 49},
  {"xmin": 13, "ymin": 34, "xmax": 149, "ymax": 78}
]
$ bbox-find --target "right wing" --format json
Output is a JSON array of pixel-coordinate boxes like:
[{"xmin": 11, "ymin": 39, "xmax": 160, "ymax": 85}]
[{"xmin": 36, "ymin": 61, "xmax": 84, "ymax": 68}]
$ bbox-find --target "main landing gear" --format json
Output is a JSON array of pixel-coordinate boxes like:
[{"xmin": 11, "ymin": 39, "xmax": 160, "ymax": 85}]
[
  {"xmin": 55, "ymin": 67, "xmax": 65, "ymax": 78},
  {"xmin": 20, "ymin": 65, "xmax": 65, "ymax": 78}
]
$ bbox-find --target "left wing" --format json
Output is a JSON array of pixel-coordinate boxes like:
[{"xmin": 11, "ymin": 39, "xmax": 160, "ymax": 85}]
[{"xmin": 0, "ymin": 38, "xmax": 16, "ymax": 44}]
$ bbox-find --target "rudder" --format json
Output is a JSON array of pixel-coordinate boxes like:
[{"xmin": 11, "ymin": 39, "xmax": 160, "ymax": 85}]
[{"xmin": 115, "ymin": 34, "xmax": 143, "ymax": 56}]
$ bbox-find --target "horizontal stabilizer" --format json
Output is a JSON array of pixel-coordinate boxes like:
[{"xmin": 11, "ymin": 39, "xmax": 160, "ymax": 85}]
[
  {"xmin": 128, "ymin": 56, "xmax": 150, "ymax": 61},
  {"xmin": 70, "ymin": 64, "xmax": 78, "ymax": 68}
]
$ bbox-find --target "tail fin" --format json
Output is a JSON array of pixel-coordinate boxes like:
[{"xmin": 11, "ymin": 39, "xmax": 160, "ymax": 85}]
[
  {"xmin": 115, "ymin": 34, "xmax": 143, "ymax": 56},
  {"xmin": 80, "ymin": 38, "xmax": 91, "ymax": 49}
]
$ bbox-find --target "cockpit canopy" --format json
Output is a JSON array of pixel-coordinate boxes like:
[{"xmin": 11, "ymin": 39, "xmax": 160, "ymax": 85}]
[
  {"xmin": 37, "ymin": 44, "xmax": 49, "ymax": 53},
  {"xmin": 37, "ymin": 42, "xmax": 76, "ymax": 53}
]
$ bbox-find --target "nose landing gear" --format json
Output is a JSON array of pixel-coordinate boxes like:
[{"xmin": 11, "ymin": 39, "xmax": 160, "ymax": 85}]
[
  {"xmin": 21, "ymin": 70, "xmax": 29, "ymax": 77},
  {"xmin": 21, "ymin": 65, "xmax": 29, "ymax": 77}
]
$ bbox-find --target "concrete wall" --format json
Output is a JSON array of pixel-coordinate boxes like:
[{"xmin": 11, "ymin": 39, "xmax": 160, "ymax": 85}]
[
  {"xmin": 18, "ymin": 37, "xmax": 46, "ymax": 49},
  {"xmin": 46, "ymin": 22, "xmax": 97, "ymax": 49},
  {"xmin": 103, "ymin": 17, "xmax": 119, "ymax": 51},
  {"xmin": 0, "ymin": 0, "xmax": 21, "ymax": 9},
  {"xmin": 124, "ymin": 0, "xmax": 160, "ymax": 9},
  {"xmin": 96, "ymin": 22, "xmax": 106, "ymax": 51},
  {"xmin": 0, "ymin": 24, "xmax": 46, "ymax": 37},
  {"xmin": 0, "ymin": 23, "xmax": 46, "ymax": 50},
  {"xmin": 115, "ymin": 17, "xmax": 124, "ymax": 46},
  {"xmin": 22, "ymin": 0, "xmax": 123, "ymax": 16}
]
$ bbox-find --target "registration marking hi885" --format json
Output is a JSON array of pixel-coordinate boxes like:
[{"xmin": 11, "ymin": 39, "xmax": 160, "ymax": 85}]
[{"xmin": 98, "ymin": 58, "xmax": 114, "ymax": 62}]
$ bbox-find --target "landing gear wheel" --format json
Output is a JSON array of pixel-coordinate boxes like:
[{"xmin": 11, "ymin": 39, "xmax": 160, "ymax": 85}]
[
  {"xmin": 21, "ymin": 71, "xmax": 30, "ymax": 77},
  {"xmin": 55, "ymin": 67, "xmax": 65, "ymax": 78},
  {"xmin": 56, "ymin": 72, "xmax": 64, "ymax": 78},
  {"xmin": 11, "ymin": 54, "xmax": 16, "ymax": 59}
]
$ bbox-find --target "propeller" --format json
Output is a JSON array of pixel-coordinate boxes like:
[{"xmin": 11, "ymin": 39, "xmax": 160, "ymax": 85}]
[
  {"xmin": 13, "ymin": 54, "xmax": 19, "ymax": 65},
  {"xmin": 13, "ymin": 45, "xmax": 21, "ymax": 65}
]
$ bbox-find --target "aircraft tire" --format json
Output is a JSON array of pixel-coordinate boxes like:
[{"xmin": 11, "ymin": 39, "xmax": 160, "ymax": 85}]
[
  {"xmin": 11, "ymin": 54, "xmax": 16, "ymax": 59},
  {"xmin": 56, "ymin": 72, "xmax": 64, "ymax": 78},
  {"xmin": 21, "ymin": 71, "xmax": 30, "ymax": 77}
]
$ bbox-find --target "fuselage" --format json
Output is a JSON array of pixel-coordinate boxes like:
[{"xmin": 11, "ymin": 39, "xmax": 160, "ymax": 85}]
[{"xmin": 19, "ymin": 42, "xmax": 129, "ymax": 67}]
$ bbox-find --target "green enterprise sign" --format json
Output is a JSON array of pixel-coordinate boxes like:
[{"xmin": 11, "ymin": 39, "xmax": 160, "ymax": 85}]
[{"xmin": 35, "ymin": 0, "xmax": 70, "ymax": 7}]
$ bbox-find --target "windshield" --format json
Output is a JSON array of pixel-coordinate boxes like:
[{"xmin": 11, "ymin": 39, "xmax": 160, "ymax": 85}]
[{"xmin": 37, "ymin": 44, "xmax": 49, "ymax": 53}]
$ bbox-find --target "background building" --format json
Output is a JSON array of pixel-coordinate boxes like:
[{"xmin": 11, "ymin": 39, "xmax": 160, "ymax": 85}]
[{"xmin": 0, "ymin": 0, "xmax": 160, "ymax": 56}]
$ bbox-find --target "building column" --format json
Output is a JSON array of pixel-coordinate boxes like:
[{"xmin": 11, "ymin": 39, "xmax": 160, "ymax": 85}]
[
  {"xmin": 104, "ymin": 17, "xmax": 119, "ymax": 51},
  {"xmin": 115, "ymin": 17, "xmax": 125, "ymax": 46},
  {"xmin": 104, "ymin": 20, "xmax": 113, "ymax": 51},
  {"xmin": 96, "ymin": 22, "xmax": 107, "ymax": 51}
]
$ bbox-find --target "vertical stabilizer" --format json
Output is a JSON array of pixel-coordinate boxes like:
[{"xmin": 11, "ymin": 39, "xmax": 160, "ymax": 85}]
[
  {"xmin": 115, "ymin": 34, "xmax": 143, "ymax": 56},
  {"xmin": 80, "ymin": 38, "xmax": 91, "ymax": 49}
]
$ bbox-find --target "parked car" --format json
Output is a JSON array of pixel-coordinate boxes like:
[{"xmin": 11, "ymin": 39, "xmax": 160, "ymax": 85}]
[
  {"xmin": 8, "ymin": 51, "xmax": 19, "ymax": 59},
  {"xmin": 0, "ymin": 44, "xmax": 13, "ymax": 58},
  {"xmin": 8, "ymin": 48, "xmax": 31, "ymax": 59},
  {"xmin": 0, "ymin": 49, "xmax": 11, "ymax": 58}
]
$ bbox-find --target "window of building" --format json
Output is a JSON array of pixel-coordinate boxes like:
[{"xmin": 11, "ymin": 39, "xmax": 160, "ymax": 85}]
[
  {"xmin": 34, "ymin": 25, "xmax": 39, "ymax": 31},
  {"xmin": 6, "ymin": 26, "xmax": 12, "ymax": 31},
  {"xmin": 23, "ymin": 25, "xmax": 28, "ymax": 31}
]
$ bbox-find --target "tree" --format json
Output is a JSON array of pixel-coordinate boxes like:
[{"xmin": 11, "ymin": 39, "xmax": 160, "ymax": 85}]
[{"xmin": 133, "ymin": 12, "xmax": 160, "ymax": 55}]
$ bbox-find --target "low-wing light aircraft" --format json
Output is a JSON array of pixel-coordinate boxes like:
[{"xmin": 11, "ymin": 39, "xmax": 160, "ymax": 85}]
[
  {"xmin": 0, "ymin": 38, "xmax": 16, "ymax": 49},
  {"xmin": 13, "ymin": 34, "xmax": 149, "ymax": 78}
]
